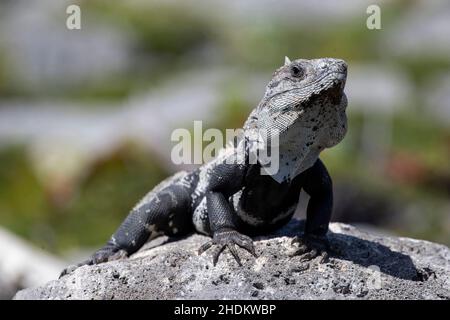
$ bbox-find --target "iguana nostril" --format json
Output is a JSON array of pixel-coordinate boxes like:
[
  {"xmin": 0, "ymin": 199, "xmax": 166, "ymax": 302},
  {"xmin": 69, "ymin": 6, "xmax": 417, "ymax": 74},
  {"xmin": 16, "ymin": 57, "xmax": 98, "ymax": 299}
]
[{"xmin": 338, "ymin": 60, "xmax": 348, "ymax": 73}]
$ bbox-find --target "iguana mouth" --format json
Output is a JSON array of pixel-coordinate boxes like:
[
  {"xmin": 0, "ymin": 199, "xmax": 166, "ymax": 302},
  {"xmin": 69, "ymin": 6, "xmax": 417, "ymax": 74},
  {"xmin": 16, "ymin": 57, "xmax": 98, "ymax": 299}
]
[{"xmin": 327, "ymin": 81, "xmax": 346, "ymax": 104}]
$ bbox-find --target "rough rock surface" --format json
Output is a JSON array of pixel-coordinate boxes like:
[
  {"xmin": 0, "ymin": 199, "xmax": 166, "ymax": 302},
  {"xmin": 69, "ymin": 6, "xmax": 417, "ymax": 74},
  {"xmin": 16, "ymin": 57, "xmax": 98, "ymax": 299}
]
[{"xmin": 14, "ymin": 220, "xmax": 450, "ymax": 300}]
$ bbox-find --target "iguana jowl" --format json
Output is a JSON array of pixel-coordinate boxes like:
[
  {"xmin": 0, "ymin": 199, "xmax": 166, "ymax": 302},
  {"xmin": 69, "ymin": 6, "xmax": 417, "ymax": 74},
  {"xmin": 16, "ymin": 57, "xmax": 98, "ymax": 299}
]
[{"xmin": 61, "ymin": 57, "xmax": 348, "ymax": 276}]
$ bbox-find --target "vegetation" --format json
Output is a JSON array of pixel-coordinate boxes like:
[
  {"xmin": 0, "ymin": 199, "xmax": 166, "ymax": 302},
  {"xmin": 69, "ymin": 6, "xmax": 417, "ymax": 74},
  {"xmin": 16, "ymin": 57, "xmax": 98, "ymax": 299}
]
[{"xmin": 0, "ymin": 0, "xmax": 448, "ymax": 252}]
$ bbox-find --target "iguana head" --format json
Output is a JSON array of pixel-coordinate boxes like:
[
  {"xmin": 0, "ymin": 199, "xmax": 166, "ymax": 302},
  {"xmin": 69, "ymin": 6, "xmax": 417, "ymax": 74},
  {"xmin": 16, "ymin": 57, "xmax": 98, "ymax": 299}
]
[
  {"xmin": 264, "ymin": 56, "xmax": 347, "ymax": 103},
  {"xmin": 244, "ymin": 57, "xmax": 348, "ymax": 183}
]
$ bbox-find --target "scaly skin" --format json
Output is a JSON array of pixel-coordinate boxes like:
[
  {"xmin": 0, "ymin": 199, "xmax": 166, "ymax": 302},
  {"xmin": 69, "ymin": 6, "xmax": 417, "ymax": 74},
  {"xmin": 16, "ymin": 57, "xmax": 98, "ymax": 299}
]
[{"xmin": 60, "ymin": 57, "xmax": 348, "ymax": 277}]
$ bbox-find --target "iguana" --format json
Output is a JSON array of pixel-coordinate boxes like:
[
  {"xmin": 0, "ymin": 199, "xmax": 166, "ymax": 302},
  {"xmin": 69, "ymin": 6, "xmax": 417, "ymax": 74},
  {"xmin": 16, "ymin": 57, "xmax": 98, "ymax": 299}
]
[{"xmin": 60, "ymin": 57, "xmax": 348, "ymax": 276}]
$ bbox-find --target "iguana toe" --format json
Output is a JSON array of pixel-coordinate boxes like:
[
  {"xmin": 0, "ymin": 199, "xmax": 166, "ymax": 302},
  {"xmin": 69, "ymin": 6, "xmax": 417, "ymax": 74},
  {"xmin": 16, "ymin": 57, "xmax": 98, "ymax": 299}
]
[
  {"xmin": 198, "ymin": 230, "xmax": 257, "ymax": 266},
  {"xmin": 290, "ymin": 234, "xmax": 330, "ymax": 263}
]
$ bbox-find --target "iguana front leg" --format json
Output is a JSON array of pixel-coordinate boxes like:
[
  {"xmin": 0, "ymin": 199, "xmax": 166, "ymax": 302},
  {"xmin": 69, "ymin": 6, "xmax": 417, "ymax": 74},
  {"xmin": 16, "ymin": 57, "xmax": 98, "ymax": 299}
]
[
  {"xmin": 291, "ymin": 159, "xmax": 333, "ymax": 263},
  {"xmin": 198, "ymin": 191, "xmax": 257, "ymax": 266},
  {"xmin": 197, "ymin": 163, "xmax": 257, "ymax": 266}
]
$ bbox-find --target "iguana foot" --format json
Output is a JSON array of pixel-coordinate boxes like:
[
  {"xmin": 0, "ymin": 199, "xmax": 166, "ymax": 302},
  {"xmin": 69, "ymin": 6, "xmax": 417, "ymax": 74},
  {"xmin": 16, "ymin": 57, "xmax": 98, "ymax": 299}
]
[
  {"xmin": 198, "ymin": 230, "xmax": 257, "ymax": 266},
  {"xmin": 59, "ymin": 245, "xmax": 128, "ymax": 278},
  {"xmin": 290, "ymin": 234, "xmax": 330, "ymax": 263}
]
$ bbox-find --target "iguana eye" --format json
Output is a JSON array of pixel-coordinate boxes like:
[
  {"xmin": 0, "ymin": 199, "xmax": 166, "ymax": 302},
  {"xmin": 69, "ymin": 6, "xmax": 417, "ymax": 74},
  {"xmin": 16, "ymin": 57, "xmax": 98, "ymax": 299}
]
[{"xmin": 291, "ymin": 65, "xmax": 304, "ymax": 78}]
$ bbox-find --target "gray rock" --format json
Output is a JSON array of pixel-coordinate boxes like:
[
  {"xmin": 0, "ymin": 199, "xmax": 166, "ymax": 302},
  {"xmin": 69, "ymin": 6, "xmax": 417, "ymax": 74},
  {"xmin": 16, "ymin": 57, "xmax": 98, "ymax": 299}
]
[
  {"xmin": 0, "ymin": 227, "xmax": 65, "ymax": 300},
  {"xmin": 14, "ymin": 220, "xmax": 450, "ymax": 300}
]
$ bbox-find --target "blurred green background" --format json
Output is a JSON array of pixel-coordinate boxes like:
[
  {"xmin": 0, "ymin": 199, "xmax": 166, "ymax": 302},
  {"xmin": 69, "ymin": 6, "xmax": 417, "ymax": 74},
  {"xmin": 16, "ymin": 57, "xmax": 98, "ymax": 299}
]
[{"xmin": 0, "ymin": 0, "xmax": 449, "ymax": 263}]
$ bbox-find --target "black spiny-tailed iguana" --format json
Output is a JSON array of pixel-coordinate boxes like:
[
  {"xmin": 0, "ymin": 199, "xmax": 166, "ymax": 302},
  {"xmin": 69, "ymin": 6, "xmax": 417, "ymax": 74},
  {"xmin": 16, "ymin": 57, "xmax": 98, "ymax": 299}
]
[{"xmin": 61, "ymin": 57, "xmax": 348, "ymax": 276}]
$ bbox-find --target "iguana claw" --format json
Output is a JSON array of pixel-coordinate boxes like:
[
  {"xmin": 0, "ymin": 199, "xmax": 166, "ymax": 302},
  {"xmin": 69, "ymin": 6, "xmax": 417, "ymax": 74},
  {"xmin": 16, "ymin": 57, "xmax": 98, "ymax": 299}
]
[
  {"xmin": 59, "ymin": 246, "xmax": 127, "ymax": 278},
  {"xmin": 198, "ymin": 230, "xmax": 257, "ymax": 266},
  {"xmin": 290, "ymin": 234, "xmax": 330, "ymax": 263}
]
